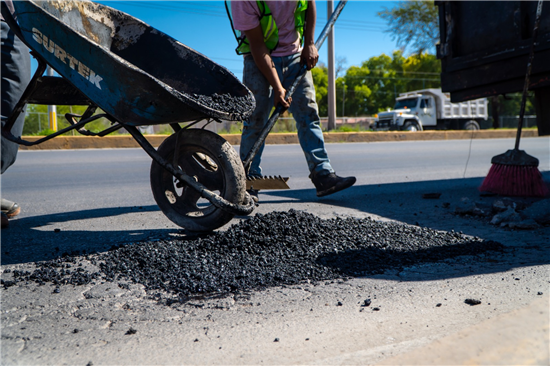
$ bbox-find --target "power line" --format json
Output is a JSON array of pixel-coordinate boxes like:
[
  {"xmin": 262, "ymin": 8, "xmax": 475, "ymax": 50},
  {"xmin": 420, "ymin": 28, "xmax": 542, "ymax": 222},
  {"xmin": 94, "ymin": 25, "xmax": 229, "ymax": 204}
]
[
  {"xmin": 106, "ymin": 2, "xmax": 388, "ymax": 33},
  {"xmin": 340, "ymin": 75, "xmax": 440, "ymax": 82},
  {"xmin": 107, "ymin": 1, "xmax": 227, "ymax": 17}
]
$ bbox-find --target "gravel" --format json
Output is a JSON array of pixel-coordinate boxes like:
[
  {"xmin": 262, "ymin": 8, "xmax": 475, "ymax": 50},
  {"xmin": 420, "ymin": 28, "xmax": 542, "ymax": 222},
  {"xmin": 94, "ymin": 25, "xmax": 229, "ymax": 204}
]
[
  {"xmin": 464, "ymin": 299, "xmax": 482, "ymax": 306},
  {"xmin": 3, "ymin": 210, "xmax": 504, "ymax": 301}
]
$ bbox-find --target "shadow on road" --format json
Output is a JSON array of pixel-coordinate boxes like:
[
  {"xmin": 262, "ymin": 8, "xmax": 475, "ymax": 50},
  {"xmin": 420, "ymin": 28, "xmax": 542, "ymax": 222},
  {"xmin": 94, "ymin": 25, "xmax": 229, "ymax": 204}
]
[
  {"xmin": 264, "ymin": 174, "xmax": 550, "ymax": 280},
  {"xmin": 1, "ymin": 205, "xmax": 183, "ymax": 265},
  {"xmin": 265, "ymin": 174, "xmax": 550, "ymax": 236},
  {"xmin": 316, "ymin": 240, "xmax": 547, "ymax": 282},
  {"xmin": 3, "ymin": 174, "xmax": 549, "ymax": 288}
]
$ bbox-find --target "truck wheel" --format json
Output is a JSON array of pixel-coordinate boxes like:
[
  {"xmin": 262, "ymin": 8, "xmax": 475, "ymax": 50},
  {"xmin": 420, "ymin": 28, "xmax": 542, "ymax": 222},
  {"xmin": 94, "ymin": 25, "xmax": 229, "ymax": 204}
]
[
  {"xmin": 463, "ymin": 120, "xmax": 480, "ymax": 130},
  {"xmin": 403, "ymin": 121, "xmax": 421, "ymax": 131}
]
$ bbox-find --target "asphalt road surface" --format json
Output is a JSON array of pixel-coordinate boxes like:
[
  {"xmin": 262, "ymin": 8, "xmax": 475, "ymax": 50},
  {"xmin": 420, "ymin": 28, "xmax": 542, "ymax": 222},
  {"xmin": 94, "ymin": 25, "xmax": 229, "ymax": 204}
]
[{"xmin": 1, "ymin": 136, "xmax": 549, "ymax": 364}]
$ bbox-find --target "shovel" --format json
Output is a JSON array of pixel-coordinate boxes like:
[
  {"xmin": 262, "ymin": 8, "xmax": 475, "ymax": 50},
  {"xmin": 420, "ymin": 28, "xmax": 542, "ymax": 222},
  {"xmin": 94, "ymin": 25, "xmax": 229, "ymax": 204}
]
[{"xmin": 242, "ymin": 0, "xmax": 348, "ymax": 190}]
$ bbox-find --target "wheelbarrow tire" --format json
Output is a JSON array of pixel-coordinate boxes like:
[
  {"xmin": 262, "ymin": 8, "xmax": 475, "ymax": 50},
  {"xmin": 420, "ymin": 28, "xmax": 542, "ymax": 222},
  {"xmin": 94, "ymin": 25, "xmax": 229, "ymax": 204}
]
[{"xmin": 150, "ymin": 129, "xmax": 246, "ymax": 232}]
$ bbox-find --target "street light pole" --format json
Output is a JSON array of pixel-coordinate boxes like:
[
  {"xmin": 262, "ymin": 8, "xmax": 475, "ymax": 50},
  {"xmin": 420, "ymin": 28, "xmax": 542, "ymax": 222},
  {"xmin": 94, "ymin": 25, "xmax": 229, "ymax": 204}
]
[{"xmin": 327, "ymin": 0, "xmax": 336, "ymax": 131}]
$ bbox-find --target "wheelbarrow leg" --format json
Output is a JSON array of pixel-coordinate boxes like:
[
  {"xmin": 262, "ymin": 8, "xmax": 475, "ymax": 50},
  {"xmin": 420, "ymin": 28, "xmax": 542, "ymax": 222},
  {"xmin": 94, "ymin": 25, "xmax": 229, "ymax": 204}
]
[{"xmin": 125, "ymin": 125, "xmax": 254, "ymax": 217}]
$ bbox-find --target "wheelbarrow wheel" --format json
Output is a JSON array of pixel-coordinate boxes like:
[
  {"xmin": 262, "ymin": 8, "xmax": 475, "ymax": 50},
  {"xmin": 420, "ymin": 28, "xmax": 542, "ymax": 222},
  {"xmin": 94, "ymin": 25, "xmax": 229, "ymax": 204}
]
[{"xmin": 150, "ymin": 129, "xmax": 246, "ymax": 232}]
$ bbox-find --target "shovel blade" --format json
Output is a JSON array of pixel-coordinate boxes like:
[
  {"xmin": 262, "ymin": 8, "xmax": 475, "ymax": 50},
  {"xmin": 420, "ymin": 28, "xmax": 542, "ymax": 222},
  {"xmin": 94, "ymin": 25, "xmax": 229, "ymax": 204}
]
[{"xmin": 246, "ymin": 176, "xmax": 290, "ymax": 190}]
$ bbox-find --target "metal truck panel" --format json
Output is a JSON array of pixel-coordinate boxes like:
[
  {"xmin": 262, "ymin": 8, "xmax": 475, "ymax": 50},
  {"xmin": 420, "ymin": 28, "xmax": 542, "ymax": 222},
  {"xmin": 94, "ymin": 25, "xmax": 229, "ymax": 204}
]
[{"xmin": 437, "ymin": 1, "xmax": 550, "ymax": 100}]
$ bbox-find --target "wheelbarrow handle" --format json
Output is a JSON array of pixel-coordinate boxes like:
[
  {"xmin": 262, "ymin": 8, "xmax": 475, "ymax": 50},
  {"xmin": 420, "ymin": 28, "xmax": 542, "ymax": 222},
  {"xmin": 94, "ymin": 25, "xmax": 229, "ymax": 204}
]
[{"xmin": 242, "ymin": 0, "xmax": 348, "ymax": 171}]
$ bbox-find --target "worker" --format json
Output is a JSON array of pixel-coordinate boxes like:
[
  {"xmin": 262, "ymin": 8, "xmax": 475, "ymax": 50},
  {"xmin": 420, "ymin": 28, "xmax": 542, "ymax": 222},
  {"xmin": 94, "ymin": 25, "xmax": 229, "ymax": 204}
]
[
  {"xmin": 228, "ymin": 0, "xmax": 355, "ymax": 203},
  {"xmin": 1, "ymin": 0, "xmax": 30, "ymax": 228}
]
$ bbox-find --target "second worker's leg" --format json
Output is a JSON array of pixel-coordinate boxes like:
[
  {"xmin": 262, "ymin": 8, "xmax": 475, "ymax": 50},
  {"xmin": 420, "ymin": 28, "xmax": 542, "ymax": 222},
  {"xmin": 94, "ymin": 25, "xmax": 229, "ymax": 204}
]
[{"xmin": 240, "ymin": 55, "xmax": 274, "ymax": 178}]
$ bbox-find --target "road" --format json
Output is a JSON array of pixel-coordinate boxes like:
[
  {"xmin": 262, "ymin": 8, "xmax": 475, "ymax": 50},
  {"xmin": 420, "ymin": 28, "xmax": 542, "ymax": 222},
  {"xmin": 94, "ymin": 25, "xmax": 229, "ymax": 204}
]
[
  {"xmin": 1, "ymin": 137, "xmax": 549, "ymax": 364},
  {"xmin": 2, "ymin": 137, "xmax": 549, "ymax": 263}
]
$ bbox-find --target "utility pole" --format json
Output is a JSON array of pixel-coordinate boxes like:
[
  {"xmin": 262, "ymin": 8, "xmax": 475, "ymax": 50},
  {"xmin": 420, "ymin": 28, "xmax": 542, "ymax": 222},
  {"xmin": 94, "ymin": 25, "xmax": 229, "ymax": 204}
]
[
  {"xmin": 327, "ymin": 0, "xmax": 336, "ymax": 131},
  {"xmin": 47, "ymin": 66, "xmax": 57, "ymax": 131}
]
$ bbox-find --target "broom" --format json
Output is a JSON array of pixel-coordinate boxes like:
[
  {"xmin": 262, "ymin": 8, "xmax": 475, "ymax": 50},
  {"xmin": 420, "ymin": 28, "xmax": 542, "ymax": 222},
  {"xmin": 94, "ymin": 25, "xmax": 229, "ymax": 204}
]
[{"xmin": 479, "ymin": 0, "xmax": 548, "ymax": 197}]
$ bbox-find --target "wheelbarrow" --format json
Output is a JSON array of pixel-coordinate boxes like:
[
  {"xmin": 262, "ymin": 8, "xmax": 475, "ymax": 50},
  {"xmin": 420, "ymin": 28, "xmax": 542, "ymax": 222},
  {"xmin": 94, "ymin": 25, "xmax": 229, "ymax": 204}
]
[{"xmin": 1, "ymin": 0, "xmax": 257, "ymax": 232}]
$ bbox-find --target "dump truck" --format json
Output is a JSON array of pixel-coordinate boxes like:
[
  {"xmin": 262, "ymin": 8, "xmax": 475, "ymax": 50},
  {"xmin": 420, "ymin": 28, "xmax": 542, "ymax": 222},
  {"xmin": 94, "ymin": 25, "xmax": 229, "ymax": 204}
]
[
  {"xmin": 437, "ymin": 1, "xmax": 550, "ymax": 136},
  {"xmin": 373, "ymin": 88, "xmax": 488, "ymax": 131}
]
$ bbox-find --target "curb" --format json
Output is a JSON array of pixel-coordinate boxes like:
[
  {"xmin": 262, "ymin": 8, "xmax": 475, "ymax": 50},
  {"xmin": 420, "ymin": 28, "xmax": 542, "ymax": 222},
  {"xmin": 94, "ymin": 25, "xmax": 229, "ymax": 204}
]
[{"xmin": 19, "ymin": 129, "xmax": 539, "ymax": 150}]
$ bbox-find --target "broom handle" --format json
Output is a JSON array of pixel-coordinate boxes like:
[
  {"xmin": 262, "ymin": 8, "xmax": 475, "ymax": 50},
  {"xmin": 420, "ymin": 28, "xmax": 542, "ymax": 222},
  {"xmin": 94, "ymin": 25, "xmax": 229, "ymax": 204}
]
[
  {"xmin": 515, "ymin": 0, "xmax": 543, "ymax": 150},
  {"xmin": 242, "ymin": 0, "xmax": 348, "ymax": 172}
]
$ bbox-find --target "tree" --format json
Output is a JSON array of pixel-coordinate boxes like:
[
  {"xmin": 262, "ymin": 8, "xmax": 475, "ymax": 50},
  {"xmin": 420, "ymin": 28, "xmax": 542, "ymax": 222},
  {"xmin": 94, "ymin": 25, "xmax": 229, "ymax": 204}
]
[
  {"xmin": 313, "ymin": 51, "xmax": 443, "ymax": 116},
  {"xmin": 312, "ymin": 57, "xmax": 349, "ymax": 117},
  {"xmin": 402, "ymin": 52, "xmax": 441, "ymax": 91},
  {"xmin": 311, "ymin": 64, "xmax": 329, "ymax": 117},
  {"xmin": 335, "ymin": 56, "xmax": 347, "ymax": 78},
  {"xmin": 340, "ymin": 66, "xmax": 372, "ymax": 116},
  {"xmin": 378, "ymin": 0, "xmax": 439, "ymax": 55},
  {"xmin": 362, "ymin": 52, "xmax": 404, "ymax": 113},
  {"xmin": 490, "ymin": 93, "xmax": 536, "ymax": 127}
]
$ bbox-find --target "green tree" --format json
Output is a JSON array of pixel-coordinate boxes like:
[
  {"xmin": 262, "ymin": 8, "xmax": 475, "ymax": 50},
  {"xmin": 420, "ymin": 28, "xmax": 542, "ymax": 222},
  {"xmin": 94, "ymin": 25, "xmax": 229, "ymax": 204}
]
[
  {"xmin": 313, "ymin": 51, "xmax": 443, "ymax": 116},
  {"xmin": 378, "ymin": 0, "xmax": 439, "ymax": 55},
  {"xmin": 311, "ymin": 65, "xmax": 329, "ymax": 117},
  {"xmin": 336, "ymin": 52, "xmax": 441, "ymax": 115},
  {"xmin": 337, "ymin": 66, "xmax": 372, "ymax": 117},
  {"xmin": 402, "ymin": 53, "xmax": 441, "ymax": 91},
  {"xmin": 498, "ymin": 93, "xmax": 535, "ymax": 116},
  {"xmin": 360, "ymin": 51, "xmax": 405, "ymax": 113}
]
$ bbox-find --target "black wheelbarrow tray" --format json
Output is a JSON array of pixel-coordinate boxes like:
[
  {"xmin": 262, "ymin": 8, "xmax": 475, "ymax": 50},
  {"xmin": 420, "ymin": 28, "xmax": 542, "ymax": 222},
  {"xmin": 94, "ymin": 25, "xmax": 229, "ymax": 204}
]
[{"xmin": 1, "ymin": 0, "xmax": 257, "ymax": 232}]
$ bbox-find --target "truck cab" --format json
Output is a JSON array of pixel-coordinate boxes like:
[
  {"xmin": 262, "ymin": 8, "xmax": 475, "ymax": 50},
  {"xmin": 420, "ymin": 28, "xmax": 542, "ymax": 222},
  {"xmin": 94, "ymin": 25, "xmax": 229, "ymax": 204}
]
[{"xmin": 374, "ymin": 94, "xmax": 436, "ymax": 131}]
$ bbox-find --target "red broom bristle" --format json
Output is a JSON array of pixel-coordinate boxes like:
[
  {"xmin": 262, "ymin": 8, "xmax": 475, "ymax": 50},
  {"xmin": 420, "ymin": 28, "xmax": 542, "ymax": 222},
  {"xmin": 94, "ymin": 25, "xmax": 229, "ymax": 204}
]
[{"xmin": 479, "ymin": 163, "xmax": 549, "ymax": 197}]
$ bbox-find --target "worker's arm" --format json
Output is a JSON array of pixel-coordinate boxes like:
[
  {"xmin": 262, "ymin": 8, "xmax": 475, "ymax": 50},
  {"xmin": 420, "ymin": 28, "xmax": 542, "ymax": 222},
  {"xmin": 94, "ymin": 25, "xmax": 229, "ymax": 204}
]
[
  {"xmin": 301, "ymin": 1, "xmax": 319, "ymax": 70},
  {"xmin": 243, "ymin": 25, "xmax": 291, "ymax": 108}
]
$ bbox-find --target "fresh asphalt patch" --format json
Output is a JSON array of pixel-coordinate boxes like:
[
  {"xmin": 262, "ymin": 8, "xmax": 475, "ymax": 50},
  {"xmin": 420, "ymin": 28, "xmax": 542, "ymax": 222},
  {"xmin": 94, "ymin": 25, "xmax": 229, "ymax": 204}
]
[{"xmin": 2, "ymin": 210, "xmax": 504, "ymax": 303}]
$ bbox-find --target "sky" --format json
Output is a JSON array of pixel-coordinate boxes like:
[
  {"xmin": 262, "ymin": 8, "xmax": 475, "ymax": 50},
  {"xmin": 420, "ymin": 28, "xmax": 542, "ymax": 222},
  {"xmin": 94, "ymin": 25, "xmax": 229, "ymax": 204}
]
[{"xmin": 91, "ymin": 0, "xmax": 401, "ymax": 80}]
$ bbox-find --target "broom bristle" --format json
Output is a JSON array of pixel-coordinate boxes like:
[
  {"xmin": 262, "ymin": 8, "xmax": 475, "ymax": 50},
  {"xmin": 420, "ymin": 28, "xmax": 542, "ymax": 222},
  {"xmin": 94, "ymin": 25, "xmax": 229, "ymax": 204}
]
[{"xmin": 479, "ymin": 163, "xmax": 549, "ymax": 197}]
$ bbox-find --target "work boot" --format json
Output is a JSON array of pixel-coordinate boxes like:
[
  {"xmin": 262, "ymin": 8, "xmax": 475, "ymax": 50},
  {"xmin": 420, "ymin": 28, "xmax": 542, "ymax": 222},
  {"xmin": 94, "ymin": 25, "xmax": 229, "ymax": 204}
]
[
  {"xmin": 1, "ymin": 198, "xmax": 21, "ymax": 218},
  {"xmin": 311, "ymin": 172, "xmax": 356, "ymax": 197}
]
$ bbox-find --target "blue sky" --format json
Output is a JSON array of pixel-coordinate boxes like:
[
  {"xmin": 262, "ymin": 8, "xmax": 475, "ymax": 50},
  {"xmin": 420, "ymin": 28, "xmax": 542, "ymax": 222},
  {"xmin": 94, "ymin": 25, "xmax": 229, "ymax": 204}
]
[{"xmin": 94, "ymin": 1, "xmax": 401, "ymax": 80}]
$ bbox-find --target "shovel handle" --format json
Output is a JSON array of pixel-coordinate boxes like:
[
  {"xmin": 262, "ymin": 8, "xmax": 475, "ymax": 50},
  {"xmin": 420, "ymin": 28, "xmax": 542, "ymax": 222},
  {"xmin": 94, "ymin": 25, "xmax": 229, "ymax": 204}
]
[{"xmin": 242, "ymin": 0, "xmax": 348, "ymax": 172}]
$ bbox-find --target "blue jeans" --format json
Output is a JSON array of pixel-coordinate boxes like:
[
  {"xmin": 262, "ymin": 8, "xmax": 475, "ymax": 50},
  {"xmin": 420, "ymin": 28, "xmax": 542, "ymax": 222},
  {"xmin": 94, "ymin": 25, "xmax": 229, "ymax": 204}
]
[
  {"xmin": 240, "ymin": 53, "xmax": 334, "ymax": 178},
  {"xmin": 1, "ymin": 20, "xmax": 30, "ymax": 174}
]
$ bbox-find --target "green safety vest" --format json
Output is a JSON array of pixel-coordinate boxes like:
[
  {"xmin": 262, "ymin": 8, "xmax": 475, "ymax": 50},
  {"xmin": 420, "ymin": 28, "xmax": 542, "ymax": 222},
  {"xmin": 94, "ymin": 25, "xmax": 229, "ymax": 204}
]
[{"xmin": 225, "ymin": 0, "xmax": 308, "ymax": 55}]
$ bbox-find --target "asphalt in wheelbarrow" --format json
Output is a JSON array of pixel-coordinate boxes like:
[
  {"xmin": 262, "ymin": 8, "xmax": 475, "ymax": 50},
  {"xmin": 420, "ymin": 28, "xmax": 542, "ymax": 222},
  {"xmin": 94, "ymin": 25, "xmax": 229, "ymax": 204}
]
[
  {"xmin": 188, "ymin": 92, "xmax": 254, "ymax": 119},
  {"xmin": 4, "ymin": 210, "xmax": 503, "ymax": 302}
]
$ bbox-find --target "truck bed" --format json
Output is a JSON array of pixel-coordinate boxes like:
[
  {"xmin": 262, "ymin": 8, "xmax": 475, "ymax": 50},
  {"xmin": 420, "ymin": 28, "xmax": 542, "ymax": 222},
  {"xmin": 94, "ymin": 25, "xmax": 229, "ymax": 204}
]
[{"xmin": 437, "ymin": 1, "xmax": 550, "ymax": 135}]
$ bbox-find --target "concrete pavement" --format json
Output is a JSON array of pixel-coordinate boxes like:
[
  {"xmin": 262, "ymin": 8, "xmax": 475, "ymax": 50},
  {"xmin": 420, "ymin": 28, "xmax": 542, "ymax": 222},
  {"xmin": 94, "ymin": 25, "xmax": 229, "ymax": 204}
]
[
  {"xmin": 2, "ymin": 136, "xmax": 549, "ymax": 364},
  {"xmin": 378, "ymin": 294, "xmax": 549, "ymax": 365}
]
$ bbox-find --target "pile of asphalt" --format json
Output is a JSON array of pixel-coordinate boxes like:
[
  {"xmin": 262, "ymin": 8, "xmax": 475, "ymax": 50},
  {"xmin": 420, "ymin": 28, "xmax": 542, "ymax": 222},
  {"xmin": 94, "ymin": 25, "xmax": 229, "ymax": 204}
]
[
  {"xmin": 3, "ymin": 258, "xmax": 100, "ymax": 289},
  {"xmin": 190, "ymin": 92, "xmax": 253, "ymax": 120},
  {"xmin": 3, "ymin": 210, "xmax": 504, "ymax": 299}
]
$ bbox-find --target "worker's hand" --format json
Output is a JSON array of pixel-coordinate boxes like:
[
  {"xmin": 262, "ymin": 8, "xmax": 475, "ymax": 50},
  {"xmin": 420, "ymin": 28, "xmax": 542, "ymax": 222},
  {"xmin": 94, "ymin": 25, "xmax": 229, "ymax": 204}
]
[
  {"xmin": 301, "ymin": 43, "xmax": 319, "ymax": 70},
  {"xmin": 274, "ymin": 87, "xmax": 291, "ymax": 109}
]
